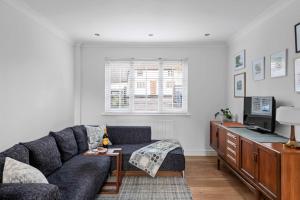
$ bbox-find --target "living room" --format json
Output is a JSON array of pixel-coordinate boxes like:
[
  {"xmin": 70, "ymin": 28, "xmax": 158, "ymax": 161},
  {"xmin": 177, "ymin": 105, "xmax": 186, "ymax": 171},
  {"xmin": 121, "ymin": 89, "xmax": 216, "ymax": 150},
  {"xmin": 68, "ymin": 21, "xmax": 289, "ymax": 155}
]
[{"xmin": 0, "ymin": 0, "xmax": 300, "ymax": 200}]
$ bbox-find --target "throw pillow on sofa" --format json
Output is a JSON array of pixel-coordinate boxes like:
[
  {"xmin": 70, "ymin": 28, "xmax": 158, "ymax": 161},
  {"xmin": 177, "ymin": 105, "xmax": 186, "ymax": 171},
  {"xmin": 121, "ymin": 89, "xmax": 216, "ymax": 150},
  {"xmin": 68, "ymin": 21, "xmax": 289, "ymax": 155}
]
[
  {"xmin": 0, "ymin": 144, "xmax": 30, "ymax": 183},
  {"xmin": 3, "ymin": 157, "xmax": 48, "ymax": 184},
  {"xmin": 50, "ymin": 127, "xmax": 78, "ymax": 162},
  {"xmin": 85, "ymin": 125, "xmax": 105, "ymax": 149},
  {"xmin": 22, "ymin": 136, "xmax": 62, "ymax": 176}
]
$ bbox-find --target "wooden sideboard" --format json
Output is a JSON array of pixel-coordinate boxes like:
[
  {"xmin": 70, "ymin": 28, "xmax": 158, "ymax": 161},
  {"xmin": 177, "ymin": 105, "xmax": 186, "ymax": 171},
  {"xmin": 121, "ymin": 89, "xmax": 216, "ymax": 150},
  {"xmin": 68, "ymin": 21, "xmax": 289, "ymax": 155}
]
[{"xmin": 210, "ymin": 121, "xmax": 300, "ymax": 200}]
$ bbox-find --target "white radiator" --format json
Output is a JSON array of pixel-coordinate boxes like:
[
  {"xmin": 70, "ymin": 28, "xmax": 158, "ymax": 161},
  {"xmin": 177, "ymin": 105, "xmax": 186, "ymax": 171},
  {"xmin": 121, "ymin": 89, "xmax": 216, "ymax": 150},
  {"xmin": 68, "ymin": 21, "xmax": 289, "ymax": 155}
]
[{"xmin": 105, "ymin": 120, "xmax": 175, "ymax": 140}]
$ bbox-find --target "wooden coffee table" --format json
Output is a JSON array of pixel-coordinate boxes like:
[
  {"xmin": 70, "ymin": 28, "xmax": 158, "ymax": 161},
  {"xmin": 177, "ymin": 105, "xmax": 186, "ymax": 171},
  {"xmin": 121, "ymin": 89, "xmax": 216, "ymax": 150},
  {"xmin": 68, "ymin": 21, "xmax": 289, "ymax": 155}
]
[{"xmin": 83, "ymin": 148, "xmax": 123, "ymax": 194}]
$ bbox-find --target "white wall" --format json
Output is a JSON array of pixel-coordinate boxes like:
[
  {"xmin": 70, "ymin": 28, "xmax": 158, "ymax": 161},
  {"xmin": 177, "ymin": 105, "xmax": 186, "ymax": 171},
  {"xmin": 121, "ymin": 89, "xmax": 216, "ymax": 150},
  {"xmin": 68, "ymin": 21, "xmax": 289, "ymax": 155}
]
[
  {"xmin": 0, "ymin": 1, "xmax": 74, "ymax": 150},
  {"xmin": 227, "ymin": 0, "xmax": 300, "ymax": 139},
  {"xmin": 77, "ymin": 43, "xmax": 227, "ymax": 155}
]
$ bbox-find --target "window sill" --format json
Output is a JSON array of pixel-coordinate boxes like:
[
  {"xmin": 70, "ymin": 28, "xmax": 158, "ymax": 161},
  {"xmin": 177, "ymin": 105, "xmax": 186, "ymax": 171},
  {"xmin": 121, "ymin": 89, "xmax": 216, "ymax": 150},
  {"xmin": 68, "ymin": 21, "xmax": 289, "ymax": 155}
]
[{"xmin": 102, "ymin": 112, "xmax": 191, "ymax": 116}]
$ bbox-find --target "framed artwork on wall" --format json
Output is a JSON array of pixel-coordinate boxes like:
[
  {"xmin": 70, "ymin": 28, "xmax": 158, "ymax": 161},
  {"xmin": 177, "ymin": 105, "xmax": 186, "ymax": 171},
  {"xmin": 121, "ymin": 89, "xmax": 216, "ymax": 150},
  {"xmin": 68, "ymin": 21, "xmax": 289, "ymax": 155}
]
[
  {"xmin": 270, "ymin": 49, "xmax": 287, "ymax": 78},
  {"xmin": 252, "ymin": 57, "xmax": 265, "ymax": 81},
  {"xmin": 234, "ymin": 72, "xmax": 246, "ymax": 98},
  {"xmin": 234, "ymin": 50, "xmax": 245, "ymax": 71},
  {"xmin": 295, "ymin": 58, "xmax": 300, "ymax": 93},
  {"xmin": 295, "ymin": 23, "xmax": 300, "ymax": 53}
]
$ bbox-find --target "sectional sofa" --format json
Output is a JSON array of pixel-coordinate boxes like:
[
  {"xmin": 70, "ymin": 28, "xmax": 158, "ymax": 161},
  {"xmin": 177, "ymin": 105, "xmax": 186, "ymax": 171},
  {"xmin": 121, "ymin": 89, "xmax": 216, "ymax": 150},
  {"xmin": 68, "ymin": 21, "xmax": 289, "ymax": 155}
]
[{"xmin": 0, "ymin": 126, "xmax": 185, "ymax": 200}]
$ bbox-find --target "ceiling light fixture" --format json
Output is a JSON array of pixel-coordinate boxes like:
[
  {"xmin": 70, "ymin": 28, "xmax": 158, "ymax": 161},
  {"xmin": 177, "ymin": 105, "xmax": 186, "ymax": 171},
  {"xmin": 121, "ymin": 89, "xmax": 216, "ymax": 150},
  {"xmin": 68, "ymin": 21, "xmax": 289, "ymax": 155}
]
[
  {"xmin": 204, "ymin": 33, "xmax": 211, "ymax": 37},
  {"xmin": 94, "ymin": 33, "xmax": 100, "ymax": 37},
  {"xmin": 148, "ymin": 33, "xmax": 154, "ymax": 37}
]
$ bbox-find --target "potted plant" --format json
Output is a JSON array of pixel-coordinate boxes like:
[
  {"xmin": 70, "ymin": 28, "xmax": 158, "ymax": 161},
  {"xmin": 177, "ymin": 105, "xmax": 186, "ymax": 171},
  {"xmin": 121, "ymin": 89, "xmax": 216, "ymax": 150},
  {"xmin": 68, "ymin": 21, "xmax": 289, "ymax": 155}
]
[{"xmin": 215, "ymin": 108, "xmax": 233, "ymax": 122}]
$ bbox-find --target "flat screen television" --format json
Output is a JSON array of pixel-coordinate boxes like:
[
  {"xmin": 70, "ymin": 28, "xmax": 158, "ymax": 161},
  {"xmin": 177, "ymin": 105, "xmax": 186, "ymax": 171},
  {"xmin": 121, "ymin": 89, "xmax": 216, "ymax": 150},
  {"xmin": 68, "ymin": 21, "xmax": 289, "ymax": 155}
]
[{"xmin": 243, "ymin": 96, "xmax": 276, "ymax": 133}]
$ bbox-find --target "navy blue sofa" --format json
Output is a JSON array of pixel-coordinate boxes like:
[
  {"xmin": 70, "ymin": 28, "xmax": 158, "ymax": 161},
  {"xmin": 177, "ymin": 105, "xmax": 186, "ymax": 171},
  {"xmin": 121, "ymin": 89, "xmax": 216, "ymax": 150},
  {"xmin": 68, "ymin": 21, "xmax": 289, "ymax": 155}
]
[{"xmin": 0, "ymin": 126, "xmax": 185, "ymax": 200}]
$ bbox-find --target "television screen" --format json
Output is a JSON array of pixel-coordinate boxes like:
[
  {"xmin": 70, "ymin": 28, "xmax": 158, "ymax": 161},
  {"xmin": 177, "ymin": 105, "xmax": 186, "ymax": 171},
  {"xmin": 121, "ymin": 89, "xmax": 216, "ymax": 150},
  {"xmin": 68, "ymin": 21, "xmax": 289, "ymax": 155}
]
[{"xmin": 243, "ymin": 96, "xmax": 276, "ymax": 133}]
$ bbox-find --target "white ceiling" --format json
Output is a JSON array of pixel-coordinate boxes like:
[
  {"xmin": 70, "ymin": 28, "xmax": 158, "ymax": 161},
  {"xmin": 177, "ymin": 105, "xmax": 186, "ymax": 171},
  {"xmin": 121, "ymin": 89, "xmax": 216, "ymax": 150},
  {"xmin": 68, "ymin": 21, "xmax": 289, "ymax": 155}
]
[{"xmin": 15, "ymin": 0, "xmax": 280, "ymax": 43}]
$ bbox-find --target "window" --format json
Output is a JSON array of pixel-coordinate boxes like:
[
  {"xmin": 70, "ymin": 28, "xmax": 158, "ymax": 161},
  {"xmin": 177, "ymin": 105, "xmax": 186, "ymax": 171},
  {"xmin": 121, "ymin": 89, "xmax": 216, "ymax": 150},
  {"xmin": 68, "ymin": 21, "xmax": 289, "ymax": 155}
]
[
  {"xmin": 136, "ymin": 81, "xmax": 146, "ymax": 89},
  {"xmin": 105, "ymin": 59, "xmax": 188, "ymax": 114}
]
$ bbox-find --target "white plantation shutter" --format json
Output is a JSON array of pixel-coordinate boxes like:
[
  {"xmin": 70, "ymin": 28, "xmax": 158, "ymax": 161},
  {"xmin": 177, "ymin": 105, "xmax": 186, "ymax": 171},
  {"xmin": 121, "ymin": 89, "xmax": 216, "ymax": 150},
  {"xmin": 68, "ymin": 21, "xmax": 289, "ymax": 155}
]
[{"xmin": 105, "ymin": 59, "xmax": 188, "ymax": 114}]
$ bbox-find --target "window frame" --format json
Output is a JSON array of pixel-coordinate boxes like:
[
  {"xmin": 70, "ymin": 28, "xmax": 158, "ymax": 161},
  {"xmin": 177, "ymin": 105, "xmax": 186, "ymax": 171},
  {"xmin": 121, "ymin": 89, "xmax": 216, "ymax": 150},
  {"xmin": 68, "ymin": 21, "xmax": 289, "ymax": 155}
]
[{"xmin": 105, "ymin": 59, "xmax": 189, "ymax": 115}]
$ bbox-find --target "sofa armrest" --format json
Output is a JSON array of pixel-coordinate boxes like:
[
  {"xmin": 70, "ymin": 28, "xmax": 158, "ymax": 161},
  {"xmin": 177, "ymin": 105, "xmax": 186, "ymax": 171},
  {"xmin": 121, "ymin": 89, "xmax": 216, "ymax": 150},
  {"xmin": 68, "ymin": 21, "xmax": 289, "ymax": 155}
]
[
  {"xmin": 0, "ymin": 183, "xmax": 61, "ymax": 200},
  {"xmin": 107, "ymin": 126, "xmax": 152, "ymax": 144}
]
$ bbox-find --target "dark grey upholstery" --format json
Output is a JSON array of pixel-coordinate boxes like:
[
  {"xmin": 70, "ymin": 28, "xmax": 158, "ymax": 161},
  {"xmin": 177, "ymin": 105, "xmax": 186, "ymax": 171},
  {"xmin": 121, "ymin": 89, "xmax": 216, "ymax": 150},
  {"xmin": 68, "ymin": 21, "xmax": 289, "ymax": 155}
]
[
  {"xmin": 0, "ymin": 125, "xmax": 185, "ymax": 200},
  {"xmin": 22, "ymin": 136, "xmax": 62, "ymax": 176},
  {"xmin": 72, "ymin": 125, "xmax": 89, "ymax": 153},
  {"xmin": 0, "ymin": 144, "xmax": 30, "ymax": 183},
  {"xmin": 107, "ymin": 126, "xmax": 151, "ymax": 144},
  {"xmin": 50, "ymin": 128, "xmax": 78, "ymax": 162},
  {"xmin": 110, "ymin": 142, "xmax": 185, "ymax": 171},
  {"xmin": 0, "ymin": 183, "xmax": 61, "ymax": 200},
  {"xmin": 47, "ymin": 155, "xmax": 111, "ymax": 200}
]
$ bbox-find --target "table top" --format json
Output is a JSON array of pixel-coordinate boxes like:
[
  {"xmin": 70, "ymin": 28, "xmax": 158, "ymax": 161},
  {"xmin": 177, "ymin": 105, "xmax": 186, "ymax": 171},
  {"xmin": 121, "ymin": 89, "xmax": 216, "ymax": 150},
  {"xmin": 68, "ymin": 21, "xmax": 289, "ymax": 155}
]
[
  {"xmin": 83, "ymin": 148, "xmax": 122, "ymax": 157},
  {"xmin": 227, "ymin": 127, "xmax": 288, "ymax": 143}
]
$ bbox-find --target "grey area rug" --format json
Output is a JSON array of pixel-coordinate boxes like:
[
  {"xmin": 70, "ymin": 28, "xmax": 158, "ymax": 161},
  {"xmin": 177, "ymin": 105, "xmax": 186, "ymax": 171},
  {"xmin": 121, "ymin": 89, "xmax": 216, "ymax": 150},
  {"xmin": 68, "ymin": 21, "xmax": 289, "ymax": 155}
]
[{"xmin": 97, "ymin": 176, "xmax": 193, "ymax": 200}]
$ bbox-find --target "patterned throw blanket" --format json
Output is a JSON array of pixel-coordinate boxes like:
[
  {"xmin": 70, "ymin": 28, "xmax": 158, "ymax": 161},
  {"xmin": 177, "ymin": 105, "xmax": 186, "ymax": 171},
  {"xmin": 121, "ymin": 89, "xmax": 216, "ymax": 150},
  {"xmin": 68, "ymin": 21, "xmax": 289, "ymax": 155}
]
[{"xmin": 129, "ymin": 139, "xmax": 181, "ymax": 177}]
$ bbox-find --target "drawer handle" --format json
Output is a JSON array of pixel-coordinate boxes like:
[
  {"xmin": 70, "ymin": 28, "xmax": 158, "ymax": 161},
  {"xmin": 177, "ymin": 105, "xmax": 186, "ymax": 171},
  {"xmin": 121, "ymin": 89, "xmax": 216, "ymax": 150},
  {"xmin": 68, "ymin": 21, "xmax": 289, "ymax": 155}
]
[
  {"xmin": 227, "ymin": 147, "xmax": 236, "ymax": 155},
  {"xmin": 227, "ymin": 154, "xmax": 236, "ymax": 163},
  {"xmin": 227, "ymin": 132, "xmax": 237, "ymax": 140},
  {"xmin": 227, "ymin": 140, "xmax": 237, "ymax": 148}
]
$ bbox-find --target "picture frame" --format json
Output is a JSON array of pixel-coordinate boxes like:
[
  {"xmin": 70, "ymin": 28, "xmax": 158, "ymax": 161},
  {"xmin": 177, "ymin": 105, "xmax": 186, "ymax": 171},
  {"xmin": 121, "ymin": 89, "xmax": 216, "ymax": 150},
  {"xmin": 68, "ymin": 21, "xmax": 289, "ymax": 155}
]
[
  {"xmin": 295, "ymin": 23, "xmax": 300, "ymax": 53},
  {"xmin": 234, "ymin": 50, "xmax": 246, "ymax": 71},
  {"xmin": 252, "ymin": 57, "xmax": 265, "ymax": 81},
  {"xmin": 295, "ymin": 58, "xmax": 300, "ymax": 93},
  {"xmin": 270, "ymin": 49, "xmax": 288, "ymax": 78},
  {"xmin": 234, "ymin": 72, "xmax": 246, "ymax": 98}
]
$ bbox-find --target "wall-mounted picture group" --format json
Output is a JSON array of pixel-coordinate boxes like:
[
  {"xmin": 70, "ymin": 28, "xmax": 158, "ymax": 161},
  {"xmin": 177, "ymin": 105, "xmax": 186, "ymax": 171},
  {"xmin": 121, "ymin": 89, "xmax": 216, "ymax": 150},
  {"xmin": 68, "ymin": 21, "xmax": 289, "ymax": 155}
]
[{"xmin": 233, "ymin": 22, "xmax": 300, "ymax": 98}]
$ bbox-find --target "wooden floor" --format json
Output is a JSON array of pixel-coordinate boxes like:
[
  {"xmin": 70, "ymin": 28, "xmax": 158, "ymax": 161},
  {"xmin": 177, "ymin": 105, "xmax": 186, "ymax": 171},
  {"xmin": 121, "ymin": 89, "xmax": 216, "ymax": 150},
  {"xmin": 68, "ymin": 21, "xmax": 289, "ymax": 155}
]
[{"xmin": 185, "ymin": 156, "xmax": 256, "ymax": 200}]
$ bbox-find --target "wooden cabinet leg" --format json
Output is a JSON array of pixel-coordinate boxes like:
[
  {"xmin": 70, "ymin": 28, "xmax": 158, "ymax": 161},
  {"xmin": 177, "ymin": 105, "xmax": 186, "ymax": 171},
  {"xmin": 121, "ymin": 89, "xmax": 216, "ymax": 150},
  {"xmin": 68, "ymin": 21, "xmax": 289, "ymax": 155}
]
[{"xmin": 217, "ymin": 158, "xmax": 221, "ymax": 170}]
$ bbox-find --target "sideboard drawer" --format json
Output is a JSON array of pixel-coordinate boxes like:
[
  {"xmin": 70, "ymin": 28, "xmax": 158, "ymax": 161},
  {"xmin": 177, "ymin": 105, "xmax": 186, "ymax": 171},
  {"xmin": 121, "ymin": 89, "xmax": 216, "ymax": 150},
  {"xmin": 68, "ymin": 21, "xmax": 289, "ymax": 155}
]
[{"xmin": 226, "ymin": 131, "xmax": 240, "ymax": 169}]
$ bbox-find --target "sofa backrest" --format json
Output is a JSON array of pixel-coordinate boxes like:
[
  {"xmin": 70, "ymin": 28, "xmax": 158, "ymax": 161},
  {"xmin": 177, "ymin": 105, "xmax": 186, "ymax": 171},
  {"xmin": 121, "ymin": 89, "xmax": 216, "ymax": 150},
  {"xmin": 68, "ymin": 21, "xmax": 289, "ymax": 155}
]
[
  {"xmin": 71, "ymin": 125, "xmax": 89, "ymax": 153},
  {"xmin": 22, "ymin": 136, "xmax": 62, "ymax": 177},
  {"xmin": 107, "ymin": 126, "xmax": 151, "ymax": 144},
  {"xmin": 0, "ymin": 144, "xmax": 30, "ymax": 182},
  {"xmin": 50, "ymin": 127, "xmax": 78, "ymax": 162}
]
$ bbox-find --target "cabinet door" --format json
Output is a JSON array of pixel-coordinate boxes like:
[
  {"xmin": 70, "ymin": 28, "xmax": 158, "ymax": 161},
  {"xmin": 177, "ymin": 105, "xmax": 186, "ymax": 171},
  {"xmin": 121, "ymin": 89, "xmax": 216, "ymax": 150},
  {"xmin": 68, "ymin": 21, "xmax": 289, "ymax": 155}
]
[
  {"xmin": 240, "ymin": 137, "xmax": 256, "ymax": 180},
  {"xmin": 218, "ymin": 127, "xmax": 226, "ymax": 158},
  {"xmin": 210, "ymin": 122, "xmax": 218, "ymax": 151},
  {"xmin": 256, "ymin": 145, "xmax": 280, "ymax": 199}
]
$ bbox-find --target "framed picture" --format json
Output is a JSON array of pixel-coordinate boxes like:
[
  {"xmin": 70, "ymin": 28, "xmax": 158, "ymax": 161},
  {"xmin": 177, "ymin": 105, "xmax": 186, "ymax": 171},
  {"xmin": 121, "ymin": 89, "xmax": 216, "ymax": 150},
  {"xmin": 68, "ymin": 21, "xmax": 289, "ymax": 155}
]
[
  {"xmin": 270, "ymin": 49, "xmax": 287, "ymax": 78},
  {"xmin": 234, "ymin": 50, "xmax": 245, "ymax": 71},
  {"xmin": 295, "ymin": 23, "xmax": 300, "ymax": 53},
  {"xmin": 252, "ymin": 57, "xmax": 265, "ymax": 81},
  {"xmin": 234, "ymin": 72, "xmax": 246, "ymax": 98},
  {"xmin": 295, "ymin": 58, "xmax": 300, "ymax": 92}
]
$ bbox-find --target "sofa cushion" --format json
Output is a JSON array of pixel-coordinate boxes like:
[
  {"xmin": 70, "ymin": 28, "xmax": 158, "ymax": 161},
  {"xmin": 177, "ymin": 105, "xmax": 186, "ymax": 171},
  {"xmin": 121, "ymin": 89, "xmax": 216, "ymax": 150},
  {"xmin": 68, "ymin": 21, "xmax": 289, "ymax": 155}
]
[
  {"xmin": 85, "ymin": 125, "xmax": 104, "ymax": 149},
  {"xmin": 72, "ymin": 125, "xmax": 89, "ymax": 153},
  {"xmin": 50, "ymin": 128, "xmax": 78, "ymax": 162},
  {"xmin": 0, "ymin": 183, "xmax": 61, "ymax": 200},
  {"xmin": 110, "ymin": 141, "xmax": 185, "ymax": 171},
  {"xmin": 22, "ymin": 136, "xmax": 62, "ymax": 176},
  {"xmin": 107, "ymin": 126, "xmax": 151, "ymax": 144},
  {"xmin": 0, "ymin": 144, "xmax": 30, "ymax": 183},
  {"xmin": 47, "ymin": 155, "xmax": 111, "ymax": 200},
  {"xmin": 3, "ymin": 157, "xmax": 48, "ymax": 184}
]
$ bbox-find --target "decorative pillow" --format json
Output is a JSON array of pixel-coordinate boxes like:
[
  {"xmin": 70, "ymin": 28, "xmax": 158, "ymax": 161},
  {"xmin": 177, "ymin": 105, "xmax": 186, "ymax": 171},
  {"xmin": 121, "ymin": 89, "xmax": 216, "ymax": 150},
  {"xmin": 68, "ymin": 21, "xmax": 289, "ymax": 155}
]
[
  {"xmin": 50, "ymin": 128, "xmax": 78, "ymax": 162},
  {"xmin": 85, "ymin": 126, "xmax": 104, "ymax": 149},
  {"xmin": 0, "ymin": 144, "xmax": 30, "ymax": 183},
  {"xmin": 3, "ymin": 157, "xmax": 48, "ymax": 184},
  {"xmin": 22, "ymin": 136, "xmax": 62, "ymax": 176},
  {"xmin": 72, "ymin": 125, "xmax": 89, "ymax": 153}
]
